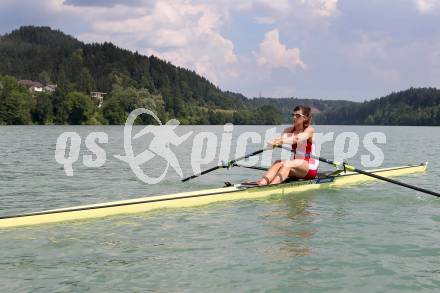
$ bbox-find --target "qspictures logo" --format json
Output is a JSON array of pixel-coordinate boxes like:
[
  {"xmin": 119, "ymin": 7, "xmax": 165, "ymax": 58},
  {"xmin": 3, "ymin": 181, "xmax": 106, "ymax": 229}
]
[
  {"xmin": 54, "ymin": 108, "xmax": 387, "ymax": 184},
  {"xmin": 114, "ymin": 108, "xmax": 192, "ymax": 184}
]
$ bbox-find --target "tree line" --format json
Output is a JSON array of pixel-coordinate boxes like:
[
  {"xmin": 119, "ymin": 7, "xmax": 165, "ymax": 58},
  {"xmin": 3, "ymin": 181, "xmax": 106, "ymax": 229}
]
[
  {"xmin": 0, "ymin": 74, "xmax": 286, "ymax": 125},
  {"xmin": 317, "ymin": 87, "xmax": 440, "ymax": 125}
]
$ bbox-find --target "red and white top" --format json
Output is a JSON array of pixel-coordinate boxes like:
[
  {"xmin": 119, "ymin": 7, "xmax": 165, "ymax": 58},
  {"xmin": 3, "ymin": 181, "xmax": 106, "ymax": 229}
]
[{"xmin": 291, "ymin": 140, "xmax": 319, "ymax": 172}]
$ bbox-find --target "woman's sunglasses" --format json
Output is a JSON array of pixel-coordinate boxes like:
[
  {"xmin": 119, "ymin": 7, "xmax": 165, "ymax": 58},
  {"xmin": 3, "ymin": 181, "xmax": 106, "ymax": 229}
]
[{"xmin": 291, "ymin": 113, "xmax": 306, "ymax": 119}]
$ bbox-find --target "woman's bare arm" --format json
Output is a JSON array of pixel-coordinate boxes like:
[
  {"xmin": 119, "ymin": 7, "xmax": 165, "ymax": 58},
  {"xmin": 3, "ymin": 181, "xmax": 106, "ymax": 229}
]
[{"xmin": 268, "ymin": 127, "xmax": 314, "ymax": 146}]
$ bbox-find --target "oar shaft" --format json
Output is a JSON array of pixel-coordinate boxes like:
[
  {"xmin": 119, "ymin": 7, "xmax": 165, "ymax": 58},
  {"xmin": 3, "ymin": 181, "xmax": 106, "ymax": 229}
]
[
  {"xmin": 352, "ymin": 167, "xmax": 440, "ymax": 197},
  {"xmin": 181, "ymin": 146, "xmax": 273, "ymax": 182},
  {"xmin": 229, "ymin": 147, "xmax": 269, "ymax": 165},
  {"xmin": 232, "ymin": 163, "xmax": 269, "ymax": 171},
  {"xmin": 181, "ymin": 165, "xmax": 221, "ymax": 182}
]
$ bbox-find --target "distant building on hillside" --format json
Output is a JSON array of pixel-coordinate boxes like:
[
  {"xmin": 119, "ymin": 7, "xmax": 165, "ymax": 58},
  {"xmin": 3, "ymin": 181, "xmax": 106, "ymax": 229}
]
[
  {"xmin": 19, "ymin": 80, "xmax": 58, "ymax": 94},
  {"xmin": 91, "ymin": 91, "xmax": 107, "ymax": 108},
  {"xmin": 18, "ymin": 80, "xmax": 43, "ymax": 93},
  {"xmin": 44, "ymin": 84, "xmax": 57, "ymax": 93}
]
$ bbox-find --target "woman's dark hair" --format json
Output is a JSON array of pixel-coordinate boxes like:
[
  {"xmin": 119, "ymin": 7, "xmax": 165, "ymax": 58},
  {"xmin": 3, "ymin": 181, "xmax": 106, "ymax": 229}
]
[{"xmin": 293, "ymin": 105, "xmax": 312, "ymax": 128}]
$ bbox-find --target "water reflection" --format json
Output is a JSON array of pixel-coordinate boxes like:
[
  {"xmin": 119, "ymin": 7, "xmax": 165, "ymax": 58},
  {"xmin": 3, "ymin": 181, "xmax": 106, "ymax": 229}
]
[{"xmin": 259, "ymin": 192, "xmax": 319, "ymax": 261}]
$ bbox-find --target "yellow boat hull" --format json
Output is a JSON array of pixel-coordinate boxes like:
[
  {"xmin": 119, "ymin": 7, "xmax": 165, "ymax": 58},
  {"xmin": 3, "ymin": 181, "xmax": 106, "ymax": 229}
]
[{"xmin": 0, "ymin": 163, "xmax": 427, "ymax": 228}]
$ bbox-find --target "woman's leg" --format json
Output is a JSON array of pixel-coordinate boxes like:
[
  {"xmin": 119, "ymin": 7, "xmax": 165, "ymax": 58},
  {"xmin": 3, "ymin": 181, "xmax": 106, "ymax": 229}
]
[
  {"xmin": 256, "ymin": 160, "xmax": 282, "ymax": 186},
  {"xmin": 288, "ymin": 159, "xmax": 309, "ymax": 179},
  {"xmin": 270, "ymin": 160, "xmax": 309, "ymax": 185}
]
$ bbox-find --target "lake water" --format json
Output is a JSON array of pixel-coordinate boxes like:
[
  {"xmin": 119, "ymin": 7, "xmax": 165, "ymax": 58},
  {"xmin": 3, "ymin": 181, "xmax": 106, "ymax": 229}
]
[{"xmin": 0, "ymin": 125, "xmax": 439, "ymax": 292}]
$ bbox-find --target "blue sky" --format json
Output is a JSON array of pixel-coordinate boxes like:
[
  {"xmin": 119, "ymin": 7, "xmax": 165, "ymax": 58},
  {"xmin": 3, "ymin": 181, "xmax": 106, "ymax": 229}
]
[{"xmin": 0, "ymin": 0, "xmax": 439, "ymax": 101}]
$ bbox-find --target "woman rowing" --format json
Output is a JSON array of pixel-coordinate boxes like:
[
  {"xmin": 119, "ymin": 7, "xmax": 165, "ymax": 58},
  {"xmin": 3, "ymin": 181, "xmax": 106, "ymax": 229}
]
[{"xmin": 256, "ymin": 105, "xmax": 319, "ymax": 185}]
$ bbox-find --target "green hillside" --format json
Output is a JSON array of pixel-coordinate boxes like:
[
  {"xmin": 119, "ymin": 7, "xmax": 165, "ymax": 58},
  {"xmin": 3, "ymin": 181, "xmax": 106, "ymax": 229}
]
[{"xmin": 317, "ymin": 87, "xmax": 440, "ymax": 125}]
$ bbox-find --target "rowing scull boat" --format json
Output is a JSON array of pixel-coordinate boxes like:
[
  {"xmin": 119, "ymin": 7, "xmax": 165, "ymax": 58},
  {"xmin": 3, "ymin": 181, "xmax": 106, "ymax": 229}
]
[{"xmin": 0, "ymin": 163, "xmax": 427, "ymax": 228}]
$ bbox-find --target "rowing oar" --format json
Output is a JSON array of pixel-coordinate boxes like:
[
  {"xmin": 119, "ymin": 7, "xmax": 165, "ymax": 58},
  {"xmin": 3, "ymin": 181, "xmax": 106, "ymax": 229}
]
[
  {"xmin": 276, "ymin": 144, "xmax": 440, "ymax": 198},
  {"xmin": 181, "ymin": 146, "xmax": 272, "ymax": 182}
]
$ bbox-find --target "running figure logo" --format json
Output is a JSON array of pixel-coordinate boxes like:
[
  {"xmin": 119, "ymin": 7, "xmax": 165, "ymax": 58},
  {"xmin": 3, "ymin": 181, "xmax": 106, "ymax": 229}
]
[{"xmin": 115, "ymin": 108, "xmax": 193, "ymax": 184}]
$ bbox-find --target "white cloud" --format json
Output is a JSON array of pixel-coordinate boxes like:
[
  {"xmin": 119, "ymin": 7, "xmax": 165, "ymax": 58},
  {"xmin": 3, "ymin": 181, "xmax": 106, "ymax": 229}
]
[
  {"xmin": 256, "ymin": 0, "xmax": 290, "ymax": 12},
  {"xmin": 264, "ymin": 85, "xmax": 297, "ymax": 97},
  {"xmin": 73, "ymin": 0, "xmax": 238, "ymax": 84},
  {"xmin": 231, "ymin": 0, "xmax": 338, "ymax": 16},
  {"xmin": 254, "ymin": 16, "xmax": 276, "ymax": 24},
  {"xmin": 347, "ymin": 34, "xmax": 389, "ymax": 59},
  {"xmin": 315, "ymin": 0, "xmax": 338, "ymax": 17},
  {"xmin": 255, "ymin": 29, "xmax": 306, "ymax": 71},
  {"xmin": 345, "ymin": 34, "xmax": 401, "ymax": 83},
  {"xmin": 414, "ymin": 0, "xmax": 440, "ymax": 13}
]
